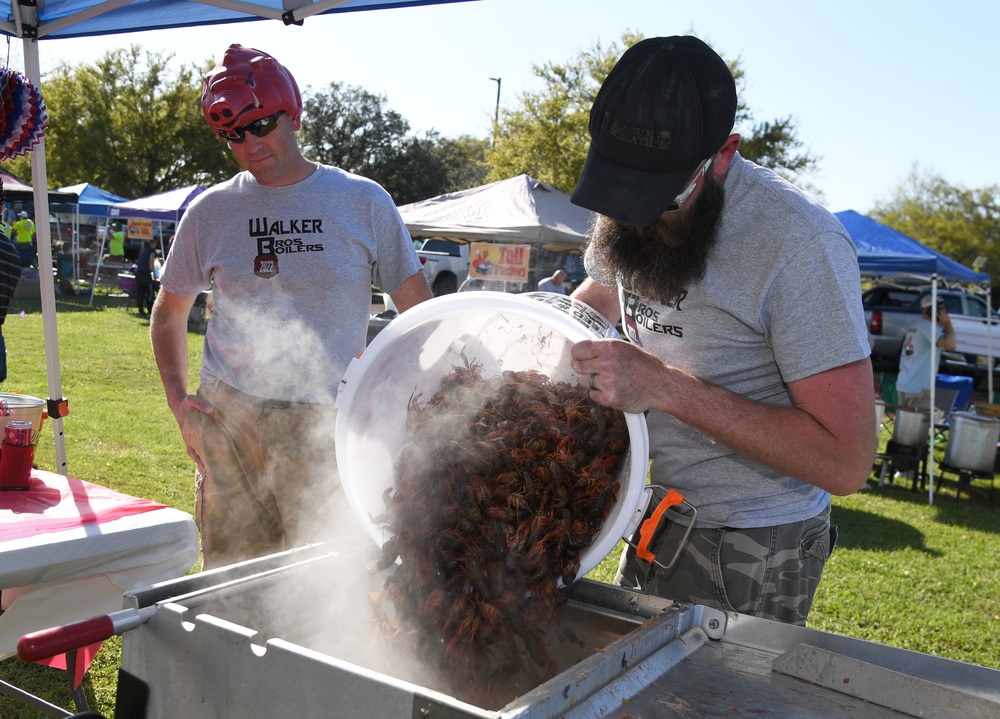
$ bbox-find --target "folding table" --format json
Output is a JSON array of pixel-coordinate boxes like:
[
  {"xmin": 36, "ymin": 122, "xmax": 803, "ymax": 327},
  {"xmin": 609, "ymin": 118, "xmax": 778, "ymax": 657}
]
[{"xmin": 0, "ymin": 469, "xmax": 198, "ymax": 714}]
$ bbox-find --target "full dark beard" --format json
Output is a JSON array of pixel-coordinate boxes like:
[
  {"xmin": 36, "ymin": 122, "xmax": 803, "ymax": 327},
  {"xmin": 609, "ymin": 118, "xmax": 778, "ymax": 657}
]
[{"xmin": 586, "ymin": 172, "xmax": 726, "ymax": 306}]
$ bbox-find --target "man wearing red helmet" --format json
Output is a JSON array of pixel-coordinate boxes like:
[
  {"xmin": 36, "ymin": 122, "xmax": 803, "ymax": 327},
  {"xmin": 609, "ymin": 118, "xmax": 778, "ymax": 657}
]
[{"xmin": 150, "ymin": 45, "xmax": 432, "ymax": 568}]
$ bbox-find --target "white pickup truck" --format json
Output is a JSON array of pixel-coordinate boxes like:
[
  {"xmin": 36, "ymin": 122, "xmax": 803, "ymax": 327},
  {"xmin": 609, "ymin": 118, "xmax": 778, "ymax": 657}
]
[
  {"xmin": 414, "ymin": 238, "xmax": 470, "ymax": 295},
  {"xmin": 863, "ymin": 284, "xmax": 1000, "ymax": 378}
]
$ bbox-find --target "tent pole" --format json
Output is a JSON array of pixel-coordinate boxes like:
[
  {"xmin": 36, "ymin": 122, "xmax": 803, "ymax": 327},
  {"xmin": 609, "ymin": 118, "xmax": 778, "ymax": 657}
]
[
  {"xmin": 927, "ymin": 277, "xmax": 938, "ymax": 505},
  {"xmin": 23, "ymin": 37, "xmax": 68, "ymax": 474},
  {"xmin": 988, "ymin": 283, "xmax": 994, "ymax": 403},
  {"xmin": 89, "ymin": 221, "xmax": 108, "ymax": 306}
]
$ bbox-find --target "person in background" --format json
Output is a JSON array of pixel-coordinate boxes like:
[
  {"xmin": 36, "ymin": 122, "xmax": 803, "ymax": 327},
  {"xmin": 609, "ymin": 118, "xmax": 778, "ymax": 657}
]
[
  {"xmin": 134, "ymin": 236, "xmax": 160, "ymax": 316},
  {"xmin": 11, "ymin": 211, "xmax": 35, "ymax": 268},
  {"xmin": 896, "ymin": 295, "xmax": 956, "ymax": 410},
  {"xmin": 537, "ymin": 269, "xmax": 567, "ymax": 294},
  {"xmin": 568, "ymin": 36, "xmax": 874, "ymax": 626},
  {"xmin": 108, "ymin": 222, "xmax": 126, "ymax": 261},
  {"xmin": 150, "ymin": 44, "xmax": 432, "ymax": 569},
  {"xmin": 0, "ymin": 183, "xmax": 21, "ymax": 383}
]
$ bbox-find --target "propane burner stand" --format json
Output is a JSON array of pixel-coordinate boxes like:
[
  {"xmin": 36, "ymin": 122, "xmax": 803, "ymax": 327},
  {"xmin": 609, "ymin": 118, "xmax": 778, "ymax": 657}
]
[{"xmin": 115, "ymin": 544, "xmax": 1000, "ymax": 719}]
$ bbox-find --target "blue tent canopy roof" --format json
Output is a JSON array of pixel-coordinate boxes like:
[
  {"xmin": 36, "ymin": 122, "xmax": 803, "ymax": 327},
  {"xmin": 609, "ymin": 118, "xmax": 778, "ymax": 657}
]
[
  {"xmin": 835, "ymin": 210, "xmax": 987, "ymax": 284},
  {"xmin": 1, "ymin": 0, "xmax": 476, "ymax": 40},
  {"xmin": 54, "ymin": 182, "xmax": 127, "ymax": 216}
]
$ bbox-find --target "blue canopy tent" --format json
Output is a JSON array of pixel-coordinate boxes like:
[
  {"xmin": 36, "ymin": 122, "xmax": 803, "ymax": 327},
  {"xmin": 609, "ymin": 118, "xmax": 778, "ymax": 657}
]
[
  {"xmin": 836, "ymin": 209, "xmax": 992, "ymax": 504},
  {"xmin": 51, "ymin": 183, "xmax": 128, "ymax": 288},
  {"xmin": 836, "ymin": 209, "xmax": 987, "ymax": 285},
  {"xmin": 56, "ymin": 182, "xmax": 127, "ymax": 216},
  {"xmin": 0, "ymin": 0, "xmax": 477, "ymax": 474}
]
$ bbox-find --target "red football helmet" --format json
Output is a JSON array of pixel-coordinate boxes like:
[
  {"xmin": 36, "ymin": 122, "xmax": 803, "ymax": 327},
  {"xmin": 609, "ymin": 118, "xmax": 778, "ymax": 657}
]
[{"xmin": 201, "ymin": 44, "xmax": 303, "ymax": 136}]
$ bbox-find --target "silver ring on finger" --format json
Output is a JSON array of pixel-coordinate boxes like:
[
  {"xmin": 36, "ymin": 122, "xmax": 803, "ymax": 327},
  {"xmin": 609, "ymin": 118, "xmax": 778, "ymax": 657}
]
[{"xmin": 589, "ymin": 373, "xmax": 598, "ymax": 391}]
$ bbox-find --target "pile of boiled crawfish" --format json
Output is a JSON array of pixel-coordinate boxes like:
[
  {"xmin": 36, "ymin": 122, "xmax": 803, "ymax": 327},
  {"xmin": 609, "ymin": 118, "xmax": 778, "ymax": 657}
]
[{"xmin": 368, "ymin": 361, "xmax": 630, "ymax": 698}]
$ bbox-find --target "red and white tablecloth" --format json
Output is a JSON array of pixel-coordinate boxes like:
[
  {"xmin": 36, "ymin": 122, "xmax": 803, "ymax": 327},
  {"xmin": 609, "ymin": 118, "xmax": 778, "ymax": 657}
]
[{"xmin": 1, "ymin": 469, "xmax": 198, "ymax": 671}]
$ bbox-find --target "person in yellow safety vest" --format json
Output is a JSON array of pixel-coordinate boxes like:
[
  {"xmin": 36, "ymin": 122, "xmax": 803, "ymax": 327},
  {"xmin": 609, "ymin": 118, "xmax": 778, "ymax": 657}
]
[
  {"xmin": 109, "ymin": 222, "xmax": 126, "ymax": 261},
  {"xmin": 11, "ymin": 211, "xmax": 35, "ymax": 268}
]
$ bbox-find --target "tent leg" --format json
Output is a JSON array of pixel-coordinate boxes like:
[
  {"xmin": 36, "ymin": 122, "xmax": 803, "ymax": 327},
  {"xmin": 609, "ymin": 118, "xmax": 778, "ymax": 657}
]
[{"xmin": 23, "ymin": 38, "xmax": 69, "ymax": 475}]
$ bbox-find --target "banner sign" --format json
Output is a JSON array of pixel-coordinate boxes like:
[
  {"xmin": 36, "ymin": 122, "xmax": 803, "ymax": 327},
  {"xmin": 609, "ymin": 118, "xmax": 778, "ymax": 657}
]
[
  {"xmin": 468, "ymin": 242, "xmax": 532, "ymax": 283},
  {"xmin": 127, "ymin": 218, "xmax": 153, "ymax": 241}
]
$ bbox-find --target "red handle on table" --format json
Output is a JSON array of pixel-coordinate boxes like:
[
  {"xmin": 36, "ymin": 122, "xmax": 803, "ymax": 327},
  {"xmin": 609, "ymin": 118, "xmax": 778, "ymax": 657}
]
[
  {"xmin": 17, "ymin": 615, "xmax": 115, "ymax": 663},
  {"xmin": 17, "ymin": 606, "xmax": 156, "ymax": 663}
]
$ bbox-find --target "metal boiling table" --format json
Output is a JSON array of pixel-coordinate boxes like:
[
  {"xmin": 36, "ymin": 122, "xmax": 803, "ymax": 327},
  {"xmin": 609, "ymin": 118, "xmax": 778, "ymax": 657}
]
[{"xmin": 110, "ymin": 544, "xmax": 1000, "ymax": 719}]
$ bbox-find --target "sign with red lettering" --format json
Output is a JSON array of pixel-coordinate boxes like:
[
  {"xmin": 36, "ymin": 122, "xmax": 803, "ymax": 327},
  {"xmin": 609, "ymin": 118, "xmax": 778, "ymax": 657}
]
[
  {"xmin": 127, "ymin": 218, "xmax": 153, "ymax": 241},
  {"xmin": 468, "ymin": 243, "xmax": 532, "ymax": 282}
]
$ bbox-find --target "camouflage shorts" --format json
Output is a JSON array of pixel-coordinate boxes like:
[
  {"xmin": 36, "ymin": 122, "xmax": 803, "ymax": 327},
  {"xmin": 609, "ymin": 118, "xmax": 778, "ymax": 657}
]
[{"xmin": 615, "ymin": 504, "xmax": 836, "ymax": 626}]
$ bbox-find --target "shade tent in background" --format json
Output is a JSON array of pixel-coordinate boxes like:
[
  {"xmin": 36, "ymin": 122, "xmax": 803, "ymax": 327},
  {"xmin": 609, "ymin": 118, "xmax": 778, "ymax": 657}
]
[
  {"xmin": 50, "ymin": 183, "xmax": 128, "ymax": 289},
  {"xmin": 837, "ymin": 210, "xmax": 987, "ymax": 284},
  {"xmin": 77, "ymin": 185, "xmax": 208, "ymax": 305},
  {"xmin": 109, "ymin": 185, "xmax": 206, "ymax": 224},
  {"xmin": 397, "ymin": 174, "xmax": 592, "ymax": 252},
  {"xmin": 0, "ymin": 167, "xmax": 77, "ymax": 205},
  {"xmin": 0, "ymin": 0, "xmax": 478, "ymax": 473},
  {"xmin": 836, "ymin": 209, "xmax": 992, "ymax": 504},
  {"xmin": 54, "ymin": 183, "xmax": 127, "ymax": 216}
]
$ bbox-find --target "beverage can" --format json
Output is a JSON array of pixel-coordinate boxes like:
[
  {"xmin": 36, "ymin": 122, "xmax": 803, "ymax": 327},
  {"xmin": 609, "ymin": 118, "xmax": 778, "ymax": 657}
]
[{"xmin": 4, "ymin": 420, "xmax": 35, "ymax": 447}]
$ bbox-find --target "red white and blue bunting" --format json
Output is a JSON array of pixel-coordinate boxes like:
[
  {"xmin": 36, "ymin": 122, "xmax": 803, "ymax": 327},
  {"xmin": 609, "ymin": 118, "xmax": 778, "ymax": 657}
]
[{"xmin": 0, "ymin": 68, "xmax": 47, "ymax": 161}]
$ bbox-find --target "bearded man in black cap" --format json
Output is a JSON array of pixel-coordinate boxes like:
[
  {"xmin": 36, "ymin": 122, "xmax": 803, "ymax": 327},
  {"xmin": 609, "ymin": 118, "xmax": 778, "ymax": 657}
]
[{"xmin": 569, "ymin": 36, "xmax": 875, "ymax": 625}]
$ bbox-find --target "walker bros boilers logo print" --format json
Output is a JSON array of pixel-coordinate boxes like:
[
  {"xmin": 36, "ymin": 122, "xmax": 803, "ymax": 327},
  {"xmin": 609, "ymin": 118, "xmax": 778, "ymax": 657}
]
[
  {"xmin": 621, "ymin": 290, "xmax": 685, "ymax": 345},
  {"xmin": 248, "ymin": 217, "xmax": 325, "ymax": 278}
]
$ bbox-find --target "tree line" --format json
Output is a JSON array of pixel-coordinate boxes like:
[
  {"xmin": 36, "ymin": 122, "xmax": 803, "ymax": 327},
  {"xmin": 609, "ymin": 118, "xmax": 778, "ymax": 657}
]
[{"xmin": 3, "ymin": 35, "xmax": 997, "ymax": 280}]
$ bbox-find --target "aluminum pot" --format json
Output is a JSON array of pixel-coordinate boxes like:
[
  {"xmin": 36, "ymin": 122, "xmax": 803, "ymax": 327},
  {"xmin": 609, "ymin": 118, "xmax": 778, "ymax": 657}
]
[
  {"xmin": 943, "ymin": 411, "xmax": 1000, "ymax": 473},
  {"xmin": 892, "ymin": 408, "xmax": 930, "ymax": 447}
]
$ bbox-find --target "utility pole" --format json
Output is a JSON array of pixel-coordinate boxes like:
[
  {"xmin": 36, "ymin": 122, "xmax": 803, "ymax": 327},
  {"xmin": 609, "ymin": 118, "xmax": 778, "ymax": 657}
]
[{"xmin": 489, "ymin": 77, "xmax": 501, "ymax": 145}]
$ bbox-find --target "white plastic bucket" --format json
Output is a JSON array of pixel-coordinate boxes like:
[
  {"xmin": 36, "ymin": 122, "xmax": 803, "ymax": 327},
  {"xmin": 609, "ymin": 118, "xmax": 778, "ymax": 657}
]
[
  {"xmin": 0, "ymin": 392, "xmax": 46, "ymax": 436},
  {"xmin": 335, "ymin": 291, "xmax": 650, "ymax": 583}
]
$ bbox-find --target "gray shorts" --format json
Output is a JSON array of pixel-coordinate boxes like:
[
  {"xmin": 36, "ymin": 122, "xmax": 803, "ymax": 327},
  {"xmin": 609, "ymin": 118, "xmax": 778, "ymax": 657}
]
[{"xmin": 615, "ymin": 504, "xmax": 836, "ymax": 626}]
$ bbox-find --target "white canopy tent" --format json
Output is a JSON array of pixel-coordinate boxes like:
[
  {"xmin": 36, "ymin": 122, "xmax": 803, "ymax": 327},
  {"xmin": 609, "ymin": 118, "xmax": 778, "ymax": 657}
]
[
  {"xmin": 1, "ymin": 0, "xmax": 478, "ymax": 473},
  {"xmin": 398, "ymin": 173, "xmax": 593, "ymax": 252}
]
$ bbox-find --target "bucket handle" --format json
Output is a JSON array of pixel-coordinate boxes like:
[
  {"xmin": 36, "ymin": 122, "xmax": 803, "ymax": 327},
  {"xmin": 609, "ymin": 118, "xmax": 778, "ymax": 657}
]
[{"xmin": 623, "ymin": 485, "xmax": 697, "ymax": 572}]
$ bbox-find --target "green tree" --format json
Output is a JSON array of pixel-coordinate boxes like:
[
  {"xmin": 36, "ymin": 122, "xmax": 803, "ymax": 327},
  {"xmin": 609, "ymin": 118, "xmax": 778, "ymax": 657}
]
[
  {"xmin": 299, "ymin": 82, "xmax": 411, "ymax": 177},
  {"xmin": 871, "ymin": 166, "xmax": 1000, "ymax": 284},
  {"xmin": 373, "ymin": 133, "xmax": 489, "ymax": 206},
  {"xmin": 20, "ymin": 46, "xmax": 234, "ymax": 198},
  {"xmin": 299, "ymin": 82, "xmax": 487, "ymax": 204},
  {"xmin": 486, "ymin": 31, "xmax": 821, "ymax": 196}
]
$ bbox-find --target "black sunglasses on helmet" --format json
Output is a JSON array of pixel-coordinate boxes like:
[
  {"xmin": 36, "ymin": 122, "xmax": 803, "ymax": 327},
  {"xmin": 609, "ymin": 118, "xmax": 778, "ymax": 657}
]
[{"xmin": 217, "ymin": 111, "xmax": 284, "ymax": 144}]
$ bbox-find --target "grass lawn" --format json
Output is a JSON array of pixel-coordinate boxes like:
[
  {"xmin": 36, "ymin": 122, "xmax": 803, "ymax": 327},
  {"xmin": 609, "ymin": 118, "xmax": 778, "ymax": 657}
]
[{"xmin": 1, "ymin": 290, "xmax": 998, "ymax": 717}]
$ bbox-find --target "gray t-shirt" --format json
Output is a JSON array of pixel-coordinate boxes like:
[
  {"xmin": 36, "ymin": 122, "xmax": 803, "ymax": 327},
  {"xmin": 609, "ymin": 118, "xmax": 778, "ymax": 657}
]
[
  {"xmin": 160, "ymin": 165, "xmax": 421, "ymax": 404},
  {"xmin": 588, "ymin": 154, "xmax": 870, "ymax": 527}
]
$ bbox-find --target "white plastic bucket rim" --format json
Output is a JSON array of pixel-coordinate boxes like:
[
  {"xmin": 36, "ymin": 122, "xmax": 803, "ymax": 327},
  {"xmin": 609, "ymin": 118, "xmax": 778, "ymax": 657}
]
[
  {"xmin": 335, "ymin": 291, "xmax": 650, "ymax": 584},
  {"xmin": 0, "ymin": 392, "xmax": 45, "ymax": 436}
]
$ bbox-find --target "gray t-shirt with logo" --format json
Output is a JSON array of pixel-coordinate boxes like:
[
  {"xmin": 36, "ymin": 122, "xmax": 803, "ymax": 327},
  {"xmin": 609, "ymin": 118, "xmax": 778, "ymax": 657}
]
[
  {"xmin": 587, "ymin": 154, "xmax": 870, "ymax": 527},
  {"xmin": 160, "ymin": 165, "xmax": 421, "ymax": 404}
]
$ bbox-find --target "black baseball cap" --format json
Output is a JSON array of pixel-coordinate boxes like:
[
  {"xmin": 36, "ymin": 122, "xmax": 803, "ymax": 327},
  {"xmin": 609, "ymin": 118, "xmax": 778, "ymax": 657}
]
[{"xmin": 571, "ymin": 36, "xmax": 737, "ymax": 227}]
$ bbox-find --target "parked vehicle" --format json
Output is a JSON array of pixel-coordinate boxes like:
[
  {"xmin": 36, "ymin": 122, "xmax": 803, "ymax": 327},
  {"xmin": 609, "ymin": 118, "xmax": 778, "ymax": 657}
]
[
  {"xmin": 863, "ymin": 284, "xmax": 999, "ymax": 377},
  {"xmin": 414, "ymin": 238, "xmax": 470, "ymax": 296},
  {"xmin": 413, "ymin": 238, "xmax": 585, "ymax": 296}
]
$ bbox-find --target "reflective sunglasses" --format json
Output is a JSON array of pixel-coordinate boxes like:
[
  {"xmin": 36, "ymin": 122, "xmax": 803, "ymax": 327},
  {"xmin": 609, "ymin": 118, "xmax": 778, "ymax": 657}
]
[
  {"xmin": 665, "ymin": 156, "xmax": 714, "ymax": 213},
  {"xmin": 217, "ymin": 111, "xmax": 285, "ymax": 144}
]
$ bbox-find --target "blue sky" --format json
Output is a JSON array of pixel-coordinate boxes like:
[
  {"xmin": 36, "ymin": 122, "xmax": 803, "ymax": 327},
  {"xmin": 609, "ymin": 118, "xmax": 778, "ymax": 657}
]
[{"xmin": 3, "ymin": 0, "xmax": 995, "ymax": 213}]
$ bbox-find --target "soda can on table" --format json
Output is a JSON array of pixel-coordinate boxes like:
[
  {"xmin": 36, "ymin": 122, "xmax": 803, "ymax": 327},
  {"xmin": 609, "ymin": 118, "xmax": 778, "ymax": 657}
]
[{"xmin": 4, "ymin": 420, "xmax": 35, "ymax": 447}]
